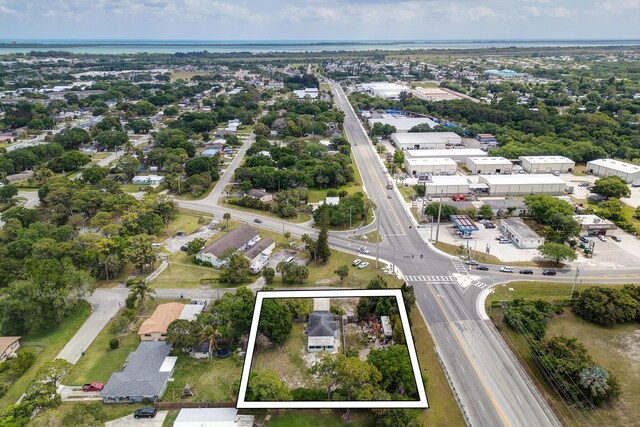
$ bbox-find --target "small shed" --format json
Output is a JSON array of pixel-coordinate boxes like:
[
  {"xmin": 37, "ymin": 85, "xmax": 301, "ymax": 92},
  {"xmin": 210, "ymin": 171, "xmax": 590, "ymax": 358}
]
[{"xmin": 380, "ymin": 316, "xmax": 392, "ymax": 338}]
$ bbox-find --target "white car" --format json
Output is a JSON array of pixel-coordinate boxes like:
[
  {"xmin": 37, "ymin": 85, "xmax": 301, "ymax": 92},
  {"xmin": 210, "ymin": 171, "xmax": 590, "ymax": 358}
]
[
  {"xmin": 357, "ymin": 247, "xmax": 370, "ymax": 254},
  {"xmin": 358, "ymin": 262, "xmax": 370, "ymax": 269},
  {"xmin": 598, "ymin": 235, "xmax": 607, "ymax": 242},
  {"xmin": 500, "ymin": 266, "xmax": 514, "ymax": 273},
  {"xmin": 352, "ymin": 259, "xmax": 362, "ymax": 266},
  {"xmin": 461, "ymin": 234, "xmax": 472, "ymax": 239}
]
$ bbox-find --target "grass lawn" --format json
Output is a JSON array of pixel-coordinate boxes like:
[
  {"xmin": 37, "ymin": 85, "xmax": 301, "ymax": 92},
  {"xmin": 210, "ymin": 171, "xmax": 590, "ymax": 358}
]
[
  {"xmin": 153, "ymin": 251, "xmax": 222, "ymax": 288},
  {"xmin": 171, "ymin": 71, "xmax": 209, "ymax": 81},
  {"xmin": 572, "ymin": 164, "xmax": 587, "ymax": 176},
  {"xmin": 252, "ymin": 323, "xmax": 313, "ymax": 390},
  {"xmin": 409, "ymin": 81, "xmax": 439, "ymax": 88},
  {"xmin": 157, "ymin": 211, "xmax": 212, "ymax": 240},
  {"xmin": 219, "ymin": 198, "xmax": 312, "ymax": 224},
  {"xmin": 410, "ymin": 309, "xmax": 466, "ymax": 427},
  {"xmin": 30, "ymin": 401, "xmax": 147, "ymax": 424},
  {"xmin": 163, "ymin": 410, "xmax": 179, "ymax": 426},
  {"xmin": 399, "ymin": 184, "xmax": 416, "ymax": 202},
  {"xmin": 0, "ymin": 302, "xmax": 91, "ymax": 408},
  {"xmin": 350, "ymin": 230, "xmax": 382, "ymax": 243},
  {"xmin": 119, "ymin": 183, "xmax": 150, "ymax": 193},
  {"xmin": 171, "ymin": 183, "xmax": 217, "ymax": 201},
  {"xmin": 264, "ymin": 409, "xmax": 375, "ymax": 426},
  {"xmin": 485, "ymin": 281, "xmax": 629, "ymax": 306},
  {"xmin": 163, "ymin": 353, "xmax": 243, "ymax": 402},
  {"xmin": 489, "ymin": 305, "xmax": 640, "ymax": 427},
  {"xmin": 64, "ymin": 310, "xmax": 141, "ymax": 385}
]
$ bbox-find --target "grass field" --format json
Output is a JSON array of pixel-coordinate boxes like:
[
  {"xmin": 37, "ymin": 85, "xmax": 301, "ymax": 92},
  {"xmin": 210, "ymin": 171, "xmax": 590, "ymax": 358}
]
[
  {"xmin": 252, "ymin": 323, "xmax": 313, "ymax": 390},
  {"xmin": 219, "ymin": 198, "xmax": 312, "ymax": 224},
  {"xmin": 29, "ymin": 401, "xmax": 147, "ymax": 424},
  {"xmin": 487, "ymin": 282, "xmax": 640, "ymax": 426},
  {"xmin": 409, "ymin": 82, "xmax": 439, "ymax": 88},
  {"xmin": 154, "ymin": 251, "xmax": 222, "ymax": 288},
  {"xmin": 263, "ymin": 410, "xmax": 375, "ymax": 426},
  {"xmin": 0, "ymin": 302, "xmax": 91, "ymax": 408},
  {"xmin": 163, "ymin": 353, "xmax": 243, "ymax": 402},
  {"xmin": 158, "ymin": 212, "xmax": 212, "ymax": 240},
  {"xmin": 485, "ymin": 281, "xmax": 629, "ymax": 306},
  {"xmin": 171, "ymin": 71, "xmax": 210, "ymax": 81}
]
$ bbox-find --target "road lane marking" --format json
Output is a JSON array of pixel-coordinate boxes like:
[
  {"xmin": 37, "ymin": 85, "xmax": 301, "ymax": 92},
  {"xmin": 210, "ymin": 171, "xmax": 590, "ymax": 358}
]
[
  {"xmin": 426, "ymin": 284, "xmax": 513, "ymax": 427},
  {"xmin": 459, "ymin": 364, "xmax": 466, "ymax": 373}
]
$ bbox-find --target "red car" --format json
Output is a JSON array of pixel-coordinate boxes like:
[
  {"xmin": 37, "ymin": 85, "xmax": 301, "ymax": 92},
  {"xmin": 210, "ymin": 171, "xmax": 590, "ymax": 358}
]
[{"xmin": 82, "ymin": 382, "xmax": 104, "ymax": 392}]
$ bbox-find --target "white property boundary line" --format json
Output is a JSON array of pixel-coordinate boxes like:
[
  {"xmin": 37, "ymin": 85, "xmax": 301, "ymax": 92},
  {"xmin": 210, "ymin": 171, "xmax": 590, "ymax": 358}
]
[{"xmin": 236, "ymin": 289, "xmax": 429, "ymax": 409}]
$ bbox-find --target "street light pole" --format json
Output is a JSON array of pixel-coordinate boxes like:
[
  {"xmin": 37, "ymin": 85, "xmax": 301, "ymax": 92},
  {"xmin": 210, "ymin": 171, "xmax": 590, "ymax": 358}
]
[
  {"xmin": 435, "ymin": 190, "xmax": 444, "ymax": 244},
  {"xmin": 570, "ymin": 266, "xmax": 580, "ymax": 300},
  {"xmin": 375, "ymin": 208, "xmax": 380, "ymax": 269},
  {"xmin": 349, "ymin": 206, "xmax": 352, "ymax": 229}
]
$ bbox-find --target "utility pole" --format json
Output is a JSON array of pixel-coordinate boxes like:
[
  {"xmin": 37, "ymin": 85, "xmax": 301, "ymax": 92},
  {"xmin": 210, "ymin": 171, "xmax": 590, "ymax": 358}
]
[
  {"xmin": 349, "ymin": 206, "xmax": 352, "ymax": 229},
  {"xmin": 435, "ymin": 190, "xmax": 444, "ymax": 244},
  {"xmin": 570, "ymin": 266, "xmax": 580, "ymax": 300},
  {"xmin": 421, "ymin": 180, "xmax": 427, "ymax": 221}
]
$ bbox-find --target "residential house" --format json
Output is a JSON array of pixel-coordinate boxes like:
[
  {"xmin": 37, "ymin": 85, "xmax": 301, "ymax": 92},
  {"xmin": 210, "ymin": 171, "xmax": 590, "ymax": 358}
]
[
  {"xmin": 131, "ymin": 175, "xmax": 165, "ymax": 185},
  {"xmin": 245, "ymin": 188, "xmax": 273, "ymax": 203},
  {"xmin": 195, "ymin": 225, "xmax": 260, "ymax": 267},
  {"xmin": 0, "ymin": 337, "xmax": 21, "ymax": 363},
  {"xmin": 138, "ymin": 302, "xmax": 185, "ymax": 341},
  {"xmin": 307, "ymin": 299, "xmax": 338, "ymax": 353},
  {"xmin": 101, "ymin": 341, "xmax": 176, "ymax": 403},
  {"xmin": 244, "ymin": 237, "xmax": 275, "ymax": 265}
]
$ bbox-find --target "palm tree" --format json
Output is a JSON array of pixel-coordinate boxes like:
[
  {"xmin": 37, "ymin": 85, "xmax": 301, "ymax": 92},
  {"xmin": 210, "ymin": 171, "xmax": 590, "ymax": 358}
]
[
  {"xmin": 200, "ymin": 325, "xmax": 221, "ymax": 361},
  {"xmin": 128, "ymin": 279, "xmax": 157, "ymax": 309},
  {"xmin": 223, "ymin": 212, "xmax": 231, "ymax": 229}
]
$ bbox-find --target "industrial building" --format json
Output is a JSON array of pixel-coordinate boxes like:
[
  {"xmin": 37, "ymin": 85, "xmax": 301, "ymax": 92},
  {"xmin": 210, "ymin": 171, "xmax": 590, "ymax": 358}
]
[
  {"xmin": 391, "ymin": 132, "xmax": 461, "ymax": 150},
  {"xmin": 360, "ymin": 82, "xmax": 410, "ymax": 99},
  {"xmin": 479, "ymin": 174, "xmax": 567, "ymax": 196},
  {"xmin": 405, "ymin": 148, "xmax": 487, "ymax": 163},
  {"xmin": 520, "ymin": 156, "xmax": 575, "ymax": 174},
  {"xmin": 423, "ymin": 176, "xmax": 470, "ymax": 196},
  {"xmin": 499, "ymin": 218, "xmax": 544, "ymax": 249},
  {"xmin": 405, "ymin": 157, "xmax": 457, "ymax": 176},
  {"xmin": 413, "ymin": 87, "xmax": 465, "ymax": 101},
  {"xmin": 465, "ymin": 157, "xmax": 512, "ymax": 175},
  {"xmin": 585, "ymin": 159, "xmax": 640, "ymax": 183},
  {"xmin": 368, "ymin": 116, "xmax": 437, "ymax": 132}
]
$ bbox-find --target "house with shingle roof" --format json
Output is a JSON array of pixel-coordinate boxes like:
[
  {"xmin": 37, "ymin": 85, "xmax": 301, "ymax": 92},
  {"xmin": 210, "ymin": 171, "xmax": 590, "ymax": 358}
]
[
  {"xmin": 138, "ymin": 302, "xmax": 185, "ymax": 341},
  {"xmin": 195, "ymin": 225, "xmax": 260, "ymax": 267},
  {"xmin": 307, "ymin": 299, "xmax": 338, "ymax": 353}
]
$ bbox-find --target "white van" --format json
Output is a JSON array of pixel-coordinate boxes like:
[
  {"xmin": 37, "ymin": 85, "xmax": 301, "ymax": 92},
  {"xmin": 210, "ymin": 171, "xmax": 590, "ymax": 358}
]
[{"xmin": 499, "ymin": 266, "xmax": 514, "ymax": 273}]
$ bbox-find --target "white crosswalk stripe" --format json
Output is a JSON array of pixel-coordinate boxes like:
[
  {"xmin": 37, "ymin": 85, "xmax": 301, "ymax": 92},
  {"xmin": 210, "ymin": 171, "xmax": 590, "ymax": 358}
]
[
  {"xmin": 451, "ymin": 259, "xmax": 468, "ymax": 274},
  {"xmin": 404, "ymin": 275, "xmax": 454, "ymax": 283}
]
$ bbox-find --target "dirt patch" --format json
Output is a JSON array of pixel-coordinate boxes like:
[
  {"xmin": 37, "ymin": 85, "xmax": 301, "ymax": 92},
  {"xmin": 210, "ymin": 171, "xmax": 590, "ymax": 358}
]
[
  {"xmin": 316, "ymin": 278, "xmax": 336, "ymax": 284},
  {"xmin": 332, "ymin": 298, "xmax": 359, "ymax": 316},
  {"xmin": 613, "ymin": 329, "xmax": 640, "ymax": 363}
]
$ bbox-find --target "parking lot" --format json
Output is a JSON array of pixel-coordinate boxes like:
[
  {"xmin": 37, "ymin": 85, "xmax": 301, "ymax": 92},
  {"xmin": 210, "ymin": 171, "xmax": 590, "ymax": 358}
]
[{"xmin": 573, "ymin": 233, "xmax": 640, "ymax": 269}]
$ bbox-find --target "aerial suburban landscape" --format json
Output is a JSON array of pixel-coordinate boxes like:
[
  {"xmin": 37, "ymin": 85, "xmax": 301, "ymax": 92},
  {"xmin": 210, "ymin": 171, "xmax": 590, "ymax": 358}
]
[{"xmin": 0, "ymin": 2, "xmax": 639, "ymax": 427}]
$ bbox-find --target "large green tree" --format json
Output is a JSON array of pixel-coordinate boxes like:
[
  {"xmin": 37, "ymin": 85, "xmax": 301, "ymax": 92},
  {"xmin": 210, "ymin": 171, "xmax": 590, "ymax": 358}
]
[
  {"xmin": 246, "ymin": 370, "xmax": 292, "ymax": 402},
  {"xmin": 258, "ymin": 299, "xmax": 292, "ymax": 344},
  {"xmin": 591, "ymin": 176, "xmax": 631, "ymax": 199},
  {"xmin": 537, "ymin": 243, "xmax": 577, "ymax": 264}
]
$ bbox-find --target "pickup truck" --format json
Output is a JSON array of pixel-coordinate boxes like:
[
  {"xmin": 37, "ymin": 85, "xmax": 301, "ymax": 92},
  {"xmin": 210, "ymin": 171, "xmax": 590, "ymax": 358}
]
[{"xmin": 82, "ymin": 382, "xmax": 104, "ymax": 392}]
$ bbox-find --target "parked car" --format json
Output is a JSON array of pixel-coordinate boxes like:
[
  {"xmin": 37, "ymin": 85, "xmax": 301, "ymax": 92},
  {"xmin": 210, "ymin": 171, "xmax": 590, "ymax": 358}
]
[
  {"xmin": 499, "ymin": 239, "xmax": 511, "ymax": 244},
  {"xmin": 352, "ymin": 259, "xmax": 362, "ymax": 266},
  {"xmin": 476, "ymin": 265, "xmax": 490, "ymax": 271},
  {"xmin": 519, "ymin": 269, "xmax": 534, "ymax": 275},
  {"xmin": 542, "ymin": 269, "xmax": 557, "ymax": 276},
  {"xmin": 500, "ymin": 266, "xmax": 514, "ymax": 273},
  {"xmin": 180, "ymin": 245, "xmax": 188, "ymax": 251},
  {"xmin": 175, "ymin": 230, "xmax": 185, "ymax": 236},
  {"xmin": 357, "ymin": 247, "xmax": 370, "ymax": 254},
  {"xmin": 452, "ymin": 194, "xmax": 466, "ymax": 201},
  {"xmin": 461, "ymin": 233, "xmax": 472, "ymax": 239},
  {"xmin": 611, "ymin": 235, "xmax": 621, "ymax": 242},
  {"xmin": 579, "ymin": 236, "xmax": 589, "ymax": 243},
  {"xmin": 578, "ymin": 182, "xmax": 591, "ymax": 187},
  {"xmin": 133, "ymin": 408, "xmax": 157, "ymax": 419},
  {"xmin": 254, "ymin": 218, "xmax": 262, "ymax": 223},
  {"xmin": 358, "ymin": 262, "xmax": 370, "ymax": 269},
  {"xmin": 484, "ymin": 223, "xmax": 496, "ymax": 229},
  {"xmin": 465, "ymin": 260, "xmax": 479, "ymax": 266},
  {"xmin": 598, "ymin": 235, "xmax": 607, "ymax": 242},
  {"xmin": 82, "ymin": 382, "xmax": 104, "ymax": 392}
]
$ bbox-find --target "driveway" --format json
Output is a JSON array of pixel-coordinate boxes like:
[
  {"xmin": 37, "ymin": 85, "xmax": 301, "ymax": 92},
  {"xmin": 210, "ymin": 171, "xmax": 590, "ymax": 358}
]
[
  {"xmin": 162, "ymin": 224, "xmax": 219, "ymax": 253},
  {"xmin": 105, "ymin": 411, "xmax": 168, "ymax": 427}
]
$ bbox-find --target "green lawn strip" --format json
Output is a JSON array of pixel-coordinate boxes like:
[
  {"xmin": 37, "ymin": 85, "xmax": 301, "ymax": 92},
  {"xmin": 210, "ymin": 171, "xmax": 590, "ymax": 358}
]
[
  {"xmin": 163, "ymin": 353, "xmax": 242, "ymax": 402},
  {"xmin": 485, "ymin": 281, "xmax": 629, "ymax": 306},
  {"xmin": 162, "ymin": 410, "xmax": 180, "ymax": 426},
  {"xmin": 154, "ymin": 251, "xmax": 221, "ymax": 289},
  {"xmin": 157, "ymin": 212, "xmax": 210, "ymax": 240},
  {"xmin": 409, "ymin": 82, "xmax": 439, "ymax": 88},
  {"xmin": 433, "ymin": 241, "xmax": 560, "ymax": 267},
  {"xmin": 350, "ymin": 230, "xmax": 382, "ymax": 243},
  {"xmin": 170, "ymin": 182, "xmax": 217, "ymax": 201},
  {"xmin": 263, "ymin": 409, "xmax": 375, "ymax": 426},
  {"xmin": 64, "ymin": 313, "xmax": 141, "ymax": 385},
  {"xmin": 219, "ymin": 198, "xmax": 312, "ymax": 224},
  {"xmin": 252, "ymin": 323, "xmax": 314, "ymax": 390},
  {"xmin": 398, "ymin": 185, "xmax": 416, "ymax": 202},
  {"xmin": 0, "ymin": 302, "xmax": 91, "ymax": 408},
  {"xmin": 31, "ymin": 402, "xmax": 147, "ymax": 424},
  {"xmin": 410, "ymin": 309, "xmax": 466, "ymax": 427}
]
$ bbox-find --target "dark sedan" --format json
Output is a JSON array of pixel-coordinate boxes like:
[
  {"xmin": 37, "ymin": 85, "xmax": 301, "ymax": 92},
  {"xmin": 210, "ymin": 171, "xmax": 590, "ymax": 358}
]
[
  {"xmin": 519, "ymin": 269, "xmax": 534, "ymax": 275},
  {"xmin": 476, "ymin": 265, "xmax": 489, "ymax": 271},
  {"xmin": 133, "ymin": 408, "xmax": 157, "ymax": 419}
]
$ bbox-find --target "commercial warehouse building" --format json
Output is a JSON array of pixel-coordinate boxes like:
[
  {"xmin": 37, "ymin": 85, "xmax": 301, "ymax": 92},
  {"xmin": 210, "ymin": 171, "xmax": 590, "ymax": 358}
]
[
  {"xmin": 465, "ymin": 157, "xmax": 512, "ymax": 174},
  {"xmin": 585, "ymin": 159, "xmax": 640, "ymax": 183},
  {"xmin": 574, "ymin": 215, "xmax": 615, "ymax": 236},
  {"xmin": 499, "ymin": 218, "xmax": 544, "ymax": 249},
  {"xmin": 361, "ymin": 82, "xmax": 410, "ymax": 99},
  {"xmin": 479, "ymin": 174, "xmax": 567, "ymax": 196},
  {"xmin": 405, "ymin": 148, "xmax": 487, "ymax": 163},
  {"xmin": 405, "ymin": 157, "xmax": 457, "ymax": 176},
  {"xmin": 423, "ymin": 176, "xmax": 470, "ymax": 196},
  {"xmin": 368, "ymin": 116, "xmax": 437, "ymax": 132},
  {"xmin": 520, "ymin": 156, "xmax": 575, "ymax": 174},
  {"xmin": 391, "ymin": 132, "xmax": 461, "ymax": 150}
]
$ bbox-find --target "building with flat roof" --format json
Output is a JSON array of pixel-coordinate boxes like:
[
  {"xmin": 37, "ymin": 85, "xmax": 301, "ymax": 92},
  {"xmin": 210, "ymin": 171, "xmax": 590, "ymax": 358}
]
[
  {"xmin": 404, "ymin": 157, "xmax": 457, "ymax": 176},
  {"xmin": 476, "ymin": 134, "xmax": 497, "ymax": 143},
  {"xmin": 174, "ymin": 408, "xmax": 254, "ymax": 427},
  {"xmin": 479, "ymin": 174, "xmax": 567, "ymax": 196},
  {"xmin": 520, "ymin": 156, "xmax": 575, "ymax": 174},
  {"xmin": 499, "ymin": 218, "xmax": 544, "ymax": 249},
  {"xmin": 391, "ymin": 132, "xmax": 461, "ymax": 150},
  {"xmin": 405, "ymin": 148, "xmax": 487, "ymax": 163},
  {"xmin": 573, "ymin": 215, "xmax": 616, "ymax": 236},
  {"xmin": 482, "ymin": 199, "xmax": 528, "ymax": 217},
  {"xmin": 368, "ymin": 116, "xmax": 437, "ymax": 132},
  {"xmin": 586, "ymin": 159, "xmax": 640, "ymax": 183},
  {"xmin": 465, "ymin": 157, "xmax": 512, "ymax": 175},
  {"xmin": 361, "ymin": 82, "xmax": 410, "ymax": 99},
  {"xmin": 413, "ymin": 87, "xmax": 464, "ymax": 101},
  {"xmin": 423, "ymin": 175, "xmax": 470, "ymax": 196},
  {"xmin": 131, "ymin": 175, "xmax": 165, "ymax": 185}
]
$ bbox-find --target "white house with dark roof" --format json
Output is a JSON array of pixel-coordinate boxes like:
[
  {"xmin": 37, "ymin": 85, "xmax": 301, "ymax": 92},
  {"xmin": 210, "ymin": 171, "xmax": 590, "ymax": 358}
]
[{"xmin": 307, "ymin": 298, "xmax": 338, "ymax": 353}]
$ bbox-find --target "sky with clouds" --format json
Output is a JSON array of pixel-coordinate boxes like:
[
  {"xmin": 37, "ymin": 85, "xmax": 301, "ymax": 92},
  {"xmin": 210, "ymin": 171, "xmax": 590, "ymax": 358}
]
[{"xmin": 0, "ymin": 0, "xmax": 638, "ymax": 40}]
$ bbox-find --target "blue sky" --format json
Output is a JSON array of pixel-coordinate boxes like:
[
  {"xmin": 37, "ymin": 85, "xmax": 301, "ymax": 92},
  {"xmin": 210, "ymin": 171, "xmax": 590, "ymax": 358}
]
[{"xmin": 0, "ymin": 0, "xmax": 639, "ymax": 40}]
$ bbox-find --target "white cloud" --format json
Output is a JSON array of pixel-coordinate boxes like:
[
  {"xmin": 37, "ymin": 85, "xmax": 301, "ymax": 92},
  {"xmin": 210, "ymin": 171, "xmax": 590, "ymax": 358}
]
[{"xmin": 600, "ymin": 0, "xmax": 640, "ymax": 12}]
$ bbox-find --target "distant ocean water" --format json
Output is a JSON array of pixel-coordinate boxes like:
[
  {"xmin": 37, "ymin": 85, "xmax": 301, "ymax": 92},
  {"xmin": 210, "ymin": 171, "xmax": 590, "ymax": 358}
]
[{"xmin": 0, "ymin": 39, "xmax": 639, "ymax": 54}]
